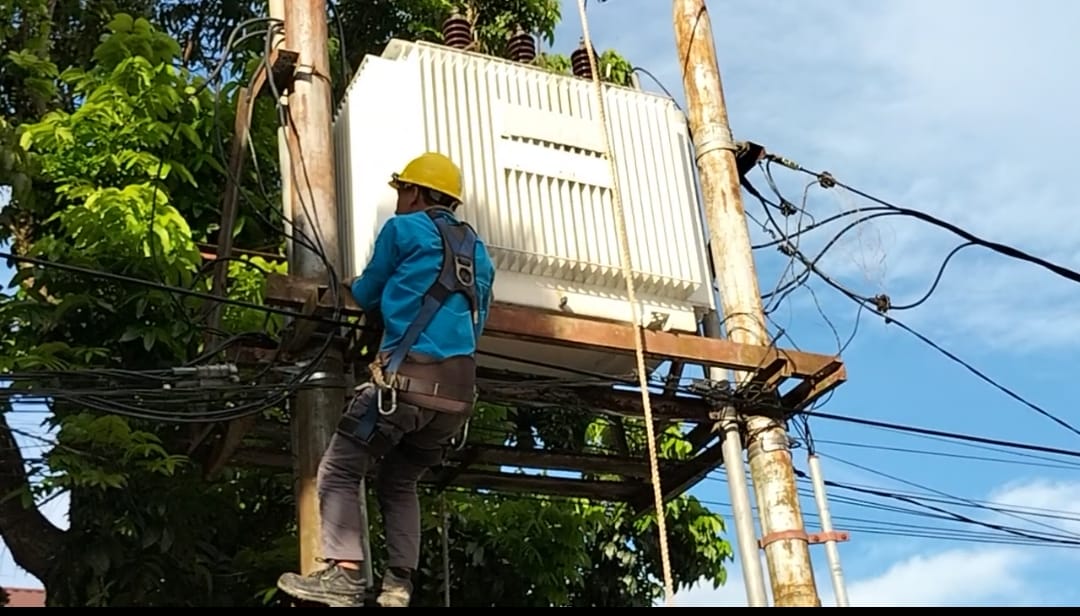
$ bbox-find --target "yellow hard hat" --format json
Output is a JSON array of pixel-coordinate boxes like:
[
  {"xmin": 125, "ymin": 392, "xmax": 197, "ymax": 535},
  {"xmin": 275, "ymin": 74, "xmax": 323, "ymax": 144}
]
[{"xmin": 388, "ymin": 152, "xmax": 463, "ymax": 204}]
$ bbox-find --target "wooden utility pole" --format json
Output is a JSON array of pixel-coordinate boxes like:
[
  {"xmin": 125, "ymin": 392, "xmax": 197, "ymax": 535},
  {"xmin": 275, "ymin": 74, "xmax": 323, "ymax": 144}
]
[
  {"xmin": 672, "ymin": 0, "xmax": 821, "ymax": 607},
  {"xmin": 281, "ymin": 0, "xmax": 346, "ymax": 576}
]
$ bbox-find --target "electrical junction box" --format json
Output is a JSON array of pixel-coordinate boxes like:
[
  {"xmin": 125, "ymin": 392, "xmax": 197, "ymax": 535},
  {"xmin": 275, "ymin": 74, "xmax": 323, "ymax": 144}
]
[{"xmin": 333, "ymin": 39, "xmax": 716, "ymax": 378}]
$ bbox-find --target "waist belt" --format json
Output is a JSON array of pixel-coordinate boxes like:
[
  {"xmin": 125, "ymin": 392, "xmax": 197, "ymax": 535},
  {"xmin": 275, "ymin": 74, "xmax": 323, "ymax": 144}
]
[{"xmin": 394, "ymin": 375, "xmax": 475, "ymax": 402}]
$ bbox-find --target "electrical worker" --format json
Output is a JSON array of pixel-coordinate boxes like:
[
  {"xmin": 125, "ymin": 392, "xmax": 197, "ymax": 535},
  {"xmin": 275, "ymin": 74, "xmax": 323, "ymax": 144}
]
[{"xmin": 275, "ymin": 152, "xmax": 495, "ymax": 608}]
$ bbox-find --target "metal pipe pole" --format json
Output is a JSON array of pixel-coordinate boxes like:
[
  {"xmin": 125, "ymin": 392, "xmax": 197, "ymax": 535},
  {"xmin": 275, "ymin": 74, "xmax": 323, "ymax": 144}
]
[
  {"xmin": 673, "ymin": 0, "xmax": 820, "ymax": 606},
  {"xmin": 703, "ymin": 311, "xmax": 769, "ymax": 607},
  {"xmin": 808, "ymin": 454, "xmax": 850, "ymax": 607}
]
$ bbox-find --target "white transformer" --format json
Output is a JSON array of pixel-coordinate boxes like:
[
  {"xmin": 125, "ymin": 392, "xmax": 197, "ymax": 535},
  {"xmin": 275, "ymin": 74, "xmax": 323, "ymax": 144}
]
[{"xmin": 333, "ymin": 39, "xmax": 716, "ymax": 377}]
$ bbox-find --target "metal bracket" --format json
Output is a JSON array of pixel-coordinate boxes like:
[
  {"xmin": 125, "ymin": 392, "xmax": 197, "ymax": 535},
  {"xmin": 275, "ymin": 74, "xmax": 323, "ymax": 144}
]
[
  {"xmin": 257, "ymin": 47, "xmax": 299, "ymax": 98},
  {"xmin": 758, "ymin": 529, "xmax": 808, "ymax": 549},
  {"xmin": 808, "ymin": 530, "xmax": 850, "ymax": 544},
  {"xmin": 758, "ymin": 529, "xmax": 850, "ymax": 549}
]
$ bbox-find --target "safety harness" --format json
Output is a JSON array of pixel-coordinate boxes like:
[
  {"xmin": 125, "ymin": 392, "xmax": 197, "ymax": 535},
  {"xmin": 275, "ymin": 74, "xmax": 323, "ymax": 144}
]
[{"xmin": 338, "ymin": 207, "xmax": 479, "ymax": 446}]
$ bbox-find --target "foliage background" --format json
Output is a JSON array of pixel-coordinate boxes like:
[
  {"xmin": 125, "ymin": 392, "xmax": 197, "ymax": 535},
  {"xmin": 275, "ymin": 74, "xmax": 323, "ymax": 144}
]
[{"xmin": 0, "ymin": 0, "xmax": 732, "ymax": 606}]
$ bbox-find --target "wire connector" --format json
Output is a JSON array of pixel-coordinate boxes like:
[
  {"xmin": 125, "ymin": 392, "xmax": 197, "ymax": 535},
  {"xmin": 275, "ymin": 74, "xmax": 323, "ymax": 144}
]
[
  {"xmin": 872, "ymin": 293, "xmax": 891, "ymax": 314},
  {"xmin": 816, "ymin": 171, "xmax": 836, "ymax": 189},
  {"xmin": 763, "ymin": 152, "xmax": 800, "ymax": 171},
  {"xmin": 169, "ymin": 364, "xmax": 239, "ymax": 381}
]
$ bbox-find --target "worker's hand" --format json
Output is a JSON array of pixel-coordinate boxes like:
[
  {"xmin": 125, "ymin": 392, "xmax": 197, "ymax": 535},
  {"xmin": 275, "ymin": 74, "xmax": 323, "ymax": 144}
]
[{"xmin": 342, "ymin": 276, "xmax": 359, "ymax": 295}]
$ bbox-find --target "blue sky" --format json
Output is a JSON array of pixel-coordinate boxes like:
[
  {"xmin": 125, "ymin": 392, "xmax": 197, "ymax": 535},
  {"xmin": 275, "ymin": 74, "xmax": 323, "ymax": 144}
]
[
  {"xmin": 4, "ymin": 0, "xmax": 1080, "ymax": 606},
  {"xmin": 0, "ymin": 191, "xmax": 70, "ymax": 591}
]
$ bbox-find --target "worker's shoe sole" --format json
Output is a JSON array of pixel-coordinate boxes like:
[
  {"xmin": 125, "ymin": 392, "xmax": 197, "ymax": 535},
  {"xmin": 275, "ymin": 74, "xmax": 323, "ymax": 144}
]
[{"xmin": 276, "ymin": 571, "xmax": 365, "ymax": 608}]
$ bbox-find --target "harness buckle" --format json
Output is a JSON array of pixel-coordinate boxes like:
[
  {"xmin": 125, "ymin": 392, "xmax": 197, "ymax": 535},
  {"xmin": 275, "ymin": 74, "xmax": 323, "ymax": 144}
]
[{"xmin": 454, "ymin": 255, "xmax": 474, "ymax": 287}]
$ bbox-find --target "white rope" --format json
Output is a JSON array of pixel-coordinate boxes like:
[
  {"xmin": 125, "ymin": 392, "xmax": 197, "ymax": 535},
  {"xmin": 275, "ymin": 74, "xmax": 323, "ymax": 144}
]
[{"xmin": 574, "ymin": 0, "xmax": 675, "ymax": 605}]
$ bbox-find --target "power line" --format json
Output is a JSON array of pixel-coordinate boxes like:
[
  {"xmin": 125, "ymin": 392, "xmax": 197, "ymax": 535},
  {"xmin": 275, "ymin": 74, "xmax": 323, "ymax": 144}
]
[
  {"xmin": 803, "ymin": 409, "xmax": 1080, "ymax": 460},
  {"xmin": 702, "ymin": 470, "xmax": 1080, "ymax": 550},
  {"xmin": 11, "ymin": 243, "xmax": 1080, "ymax": 466},
  {"xmin": 772, "ymin": 155, "xmax": 1080, "ymax": 289},
  {"xmin": 812, "ymin": 263, "xmax": 1080, "ymax": 438},
  {"xmin": 797, "ymin": 472, "xmax": 1080, "ymax": 547},
  {"xmin": 742, "ymin": 161, "xmax": 1080, "ymax": 440},
  {"xmin": 814, "ymin": 450, "xmax": 1080, "ymax": 541},
  {"xmin": 810, "ymin": 438, "xmax": 1080, "ymax": 472},
  {"xmin": 0, "ymin": 250, "xmax": 347, "ymax": 328}
]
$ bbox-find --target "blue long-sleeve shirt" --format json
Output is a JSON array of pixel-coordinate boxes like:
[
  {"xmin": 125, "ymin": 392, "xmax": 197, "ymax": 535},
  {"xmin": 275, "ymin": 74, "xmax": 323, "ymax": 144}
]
[{"xmin": 350, "ymin": 208, "xmax": 495, "ymax": 361}]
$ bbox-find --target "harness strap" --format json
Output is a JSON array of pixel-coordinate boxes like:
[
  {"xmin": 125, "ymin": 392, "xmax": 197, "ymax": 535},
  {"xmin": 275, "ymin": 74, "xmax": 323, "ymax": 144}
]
[
  {"xmin": 338, "ymin": 397, "xmax": 380, "ymax": 442},
  {"xmin": 383, "ymin": 209, "xmax": 479, "ymax": 380},
  {"xmin": 337, "ymin": 386, "xmax": 405, "ymax": 443},
  {"xmin": 394, "ymin": 375, "xmax": 475, "ymax": 402}
]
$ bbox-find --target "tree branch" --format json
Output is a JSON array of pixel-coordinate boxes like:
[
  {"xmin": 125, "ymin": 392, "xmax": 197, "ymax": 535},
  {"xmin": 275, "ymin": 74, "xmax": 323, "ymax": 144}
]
[{"xmin": 0, "ymin": 403, "xmax": 64, "ymax": 581}]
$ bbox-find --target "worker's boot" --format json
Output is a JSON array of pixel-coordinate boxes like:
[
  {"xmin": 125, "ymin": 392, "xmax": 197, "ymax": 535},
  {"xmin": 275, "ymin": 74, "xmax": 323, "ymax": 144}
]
[
  {"xmin": 376, "ymin": 568, "xmax": 413, "ymax": 608},
  {"xmin": 276, "ymin": 562, "xmax": 366, "ymax": 608}
]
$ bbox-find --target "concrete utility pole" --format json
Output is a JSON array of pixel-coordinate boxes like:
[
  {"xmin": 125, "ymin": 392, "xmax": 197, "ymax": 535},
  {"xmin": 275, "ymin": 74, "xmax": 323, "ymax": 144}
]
[
  {"xmin": 281, "ymin": 0, "xmax": 346, "ymax": 576},
  {"xmin": 672, "ymin": 0, "xmax": 821, "ymax": 607}
]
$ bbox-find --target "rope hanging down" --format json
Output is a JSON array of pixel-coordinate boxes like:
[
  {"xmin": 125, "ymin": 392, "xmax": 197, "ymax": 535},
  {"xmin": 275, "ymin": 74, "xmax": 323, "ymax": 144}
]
[{"xmin": 574, "ymin": 0, "xmax": 676, "ymax": 605}]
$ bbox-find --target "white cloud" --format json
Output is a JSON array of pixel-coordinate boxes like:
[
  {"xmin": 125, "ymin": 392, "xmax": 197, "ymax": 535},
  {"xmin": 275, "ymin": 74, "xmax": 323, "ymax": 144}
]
[
  {"xmin": 570, "ymin": 0, "xmax": 1080, "ymax": 353},
  {"xmin": 845, "ymin": 546, "xmax": 1032, "ymax": 607},
  {"xmin": 986, "ymin": 478, "xmax": 1080, "ymax": 538},
  {"xmin": 754, "ymin": 1, "xmax": 1080, "ymax": 355},
  {"xmin": 671, "ymin": 477, "xmax": 1080, "ymax": 607}
]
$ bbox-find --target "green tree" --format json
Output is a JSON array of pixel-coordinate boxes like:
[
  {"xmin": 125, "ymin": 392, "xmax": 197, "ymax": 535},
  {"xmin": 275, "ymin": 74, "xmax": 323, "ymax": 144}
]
[{"xmin": 0, "ymin": 2, "xmax": 731, "ymax": 607}]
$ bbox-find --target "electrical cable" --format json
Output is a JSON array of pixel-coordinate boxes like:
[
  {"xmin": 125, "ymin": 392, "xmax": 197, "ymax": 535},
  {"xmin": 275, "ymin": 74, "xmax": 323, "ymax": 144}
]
[
  {"xmin": 11, "ymin": 235, "xmax": 1080, "ymax": 462},
  {"xmin": 145, "ymin": 17, "xmax": 283, "ymax": 314},
  {"xmin": 2, "ymin": 18, "xmax": 348, "ymax": 423},
  {"xmin": 803, "ymin": 409, "xmax": 1080, "ymax": 460},
  {"xmin": 793, "ymin": 467, "xmax": 1080, "ymax": 547},
  {"xmin": 814, "ymin": 450, "xmax": 1080, "ymax": 541},
  {"xmin": 810, "ymin": 438, "xmax": 1080, "ymax": 471},
  {"xmin": 776, "ymin": 156, "xmax": 1080, "ymax": 288},
  {"xmin": 762, "ymin": 459, "xmax": 1080, "ymax": 545},
  {"xmin": 743, "ymin": 164, "xmax": 1080, "ymax": 440},
  {"xmin": 19, "ymin": 25, "xmax": 1080, "ymax": 583},
  {"xmin": 813, "ymin": 269, "xmax": 1080, "ymax": 439},
  {"xmin": 0, "ymin": 250, "xmax": 347, "ymax": 328}
]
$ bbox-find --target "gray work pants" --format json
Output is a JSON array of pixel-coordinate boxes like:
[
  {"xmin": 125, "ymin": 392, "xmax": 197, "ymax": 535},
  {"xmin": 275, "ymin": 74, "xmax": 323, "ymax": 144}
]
[{"xmin": 316, "ymin": 384, "xmax": 469, "ymax": 569}]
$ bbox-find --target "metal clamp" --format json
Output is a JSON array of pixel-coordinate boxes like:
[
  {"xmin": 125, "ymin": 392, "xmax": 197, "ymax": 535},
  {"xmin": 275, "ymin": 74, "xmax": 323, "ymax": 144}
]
[
  {"xmin": 693, "ymin": 129, "xmax": 737, "ymax": 162},
  {"xmin": 758, "ymin": 529, "xmax": 809, "ymax": 549}
]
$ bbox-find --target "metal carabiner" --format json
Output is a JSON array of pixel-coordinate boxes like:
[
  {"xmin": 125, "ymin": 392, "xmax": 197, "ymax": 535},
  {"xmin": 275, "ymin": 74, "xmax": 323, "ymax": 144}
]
[
  {"xmin": 451, "ymin": 390, "xmax": 478, "ymax": 450},
  {"xmin": 451, "ymin": 418, "xmax": 471, "ymax": 451},
  {"xmin": 376, "ymin": 386, "xmax": 398, "ymax": 416}
]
